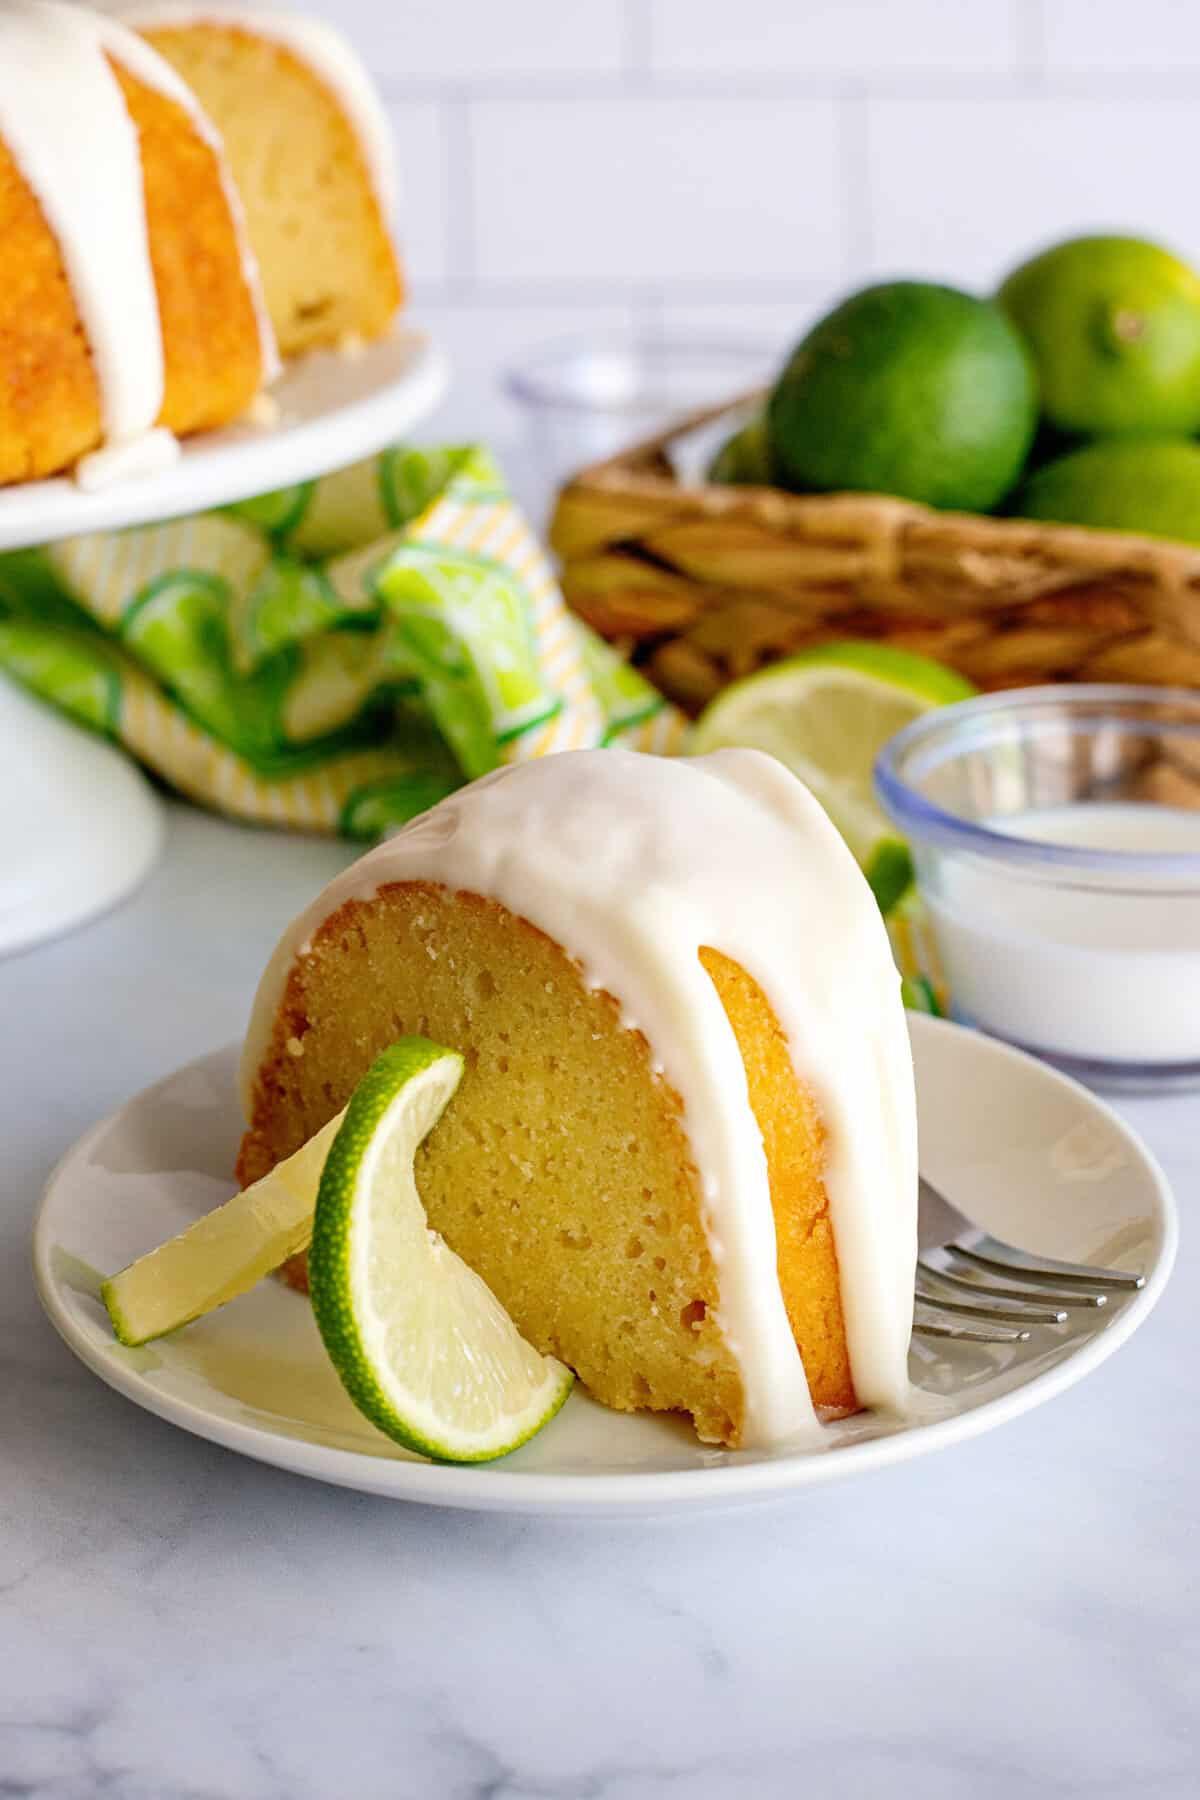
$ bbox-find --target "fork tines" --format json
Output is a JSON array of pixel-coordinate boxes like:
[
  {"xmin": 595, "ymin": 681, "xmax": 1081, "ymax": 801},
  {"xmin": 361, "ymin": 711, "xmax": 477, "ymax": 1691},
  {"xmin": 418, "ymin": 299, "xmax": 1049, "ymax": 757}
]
[{"xmin": 913, "ymin": 1236, "xmax": 1144, "ymax": 1346}]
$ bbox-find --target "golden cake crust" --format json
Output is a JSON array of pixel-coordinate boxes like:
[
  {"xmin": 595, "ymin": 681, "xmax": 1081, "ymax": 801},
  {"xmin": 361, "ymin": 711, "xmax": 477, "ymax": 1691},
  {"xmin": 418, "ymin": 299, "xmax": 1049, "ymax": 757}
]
[
  {"xmin": 0, "ymin": 57, "xmax": 264, "ymax": 485},
  {"xmin": 0, "ymin": 135, "xmax": 100, "ymax": 484},
  {"xmin": 126, "ymin": 61, "xmax": 266, "ymax": 436}
]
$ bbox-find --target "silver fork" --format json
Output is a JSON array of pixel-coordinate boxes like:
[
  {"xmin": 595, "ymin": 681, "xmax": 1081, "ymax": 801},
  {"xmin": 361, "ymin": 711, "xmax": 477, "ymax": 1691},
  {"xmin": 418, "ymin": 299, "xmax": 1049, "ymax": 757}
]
[{"xmin": 914, "ymin": 1175, "xmax": 1145, "ymax": 1345}]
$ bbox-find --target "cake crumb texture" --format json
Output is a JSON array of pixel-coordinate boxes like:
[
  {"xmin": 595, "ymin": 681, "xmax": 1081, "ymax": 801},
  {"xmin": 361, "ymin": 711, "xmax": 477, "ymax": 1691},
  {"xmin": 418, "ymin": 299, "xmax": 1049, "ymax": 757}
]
[
  {"xmin": 141, "ymin": 23, "xmax": 402, "ymax": 355},
  {"xmin": 239, "ymin": 884, "xmax": 859, "ymax": 1442},
  {"xmin": 239, "ymin": 884, "xmax": 751, "ymax": 1445}
]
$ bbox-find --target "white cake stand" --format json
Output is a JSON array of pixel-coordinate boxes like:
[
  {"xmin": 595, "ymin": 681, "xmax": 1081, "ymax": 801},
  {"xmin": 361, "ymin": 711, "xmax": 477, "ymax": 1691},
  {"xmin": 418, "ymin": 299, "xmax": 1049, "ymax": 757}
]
[{"xmin": 0, "ymin": 327, "xmax": 449, "ymax": 956}]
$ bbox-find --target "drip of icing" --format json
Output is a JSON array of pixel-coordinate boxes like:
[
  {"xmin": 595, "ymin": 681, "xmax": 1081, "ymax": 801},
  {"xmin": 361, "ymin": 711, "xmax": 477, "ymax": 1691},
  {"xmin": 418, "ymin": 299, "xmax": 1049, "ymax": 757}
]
[
  {"xmin": 239, "ymin": 749, "xmax": 918, "ymax": 1450},
  {"xmin": 242, "ymin": 391, "xmax": 282, "ymax": 430},
  {"xmin": 0, "ymin": 1, "xmax": 164, "ymax": 447},
  {"xmin": 0, "ymin": 0, "xmax": 278, "ymax": 481},
  {"xmin": 76, "ymin": 425, "xmax": 180, "ymax": 491},
  {"xmin": 123, "ymin": 3, "xmax": 399, "ymax": 219},
  {"xmin": 88, "ymin": 5, "xmax": 280, "ymax": 386}
]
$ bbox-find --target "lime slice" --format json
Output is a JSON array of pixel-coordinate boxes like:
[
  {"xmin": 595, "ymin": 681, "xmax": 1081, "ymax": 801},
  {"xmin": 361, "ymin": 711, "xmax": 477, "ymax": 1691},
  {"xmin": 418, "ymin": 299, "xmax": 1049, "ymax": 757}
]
[
  {"xmin": 690, "ymin": 642, "xmax": 974, "ymax": 864},
  {"xmin": 308, "ymin": 1038, "xmax": 573, "ymax": 1463},
  {"xmin": 102, "ymin": 1111, "xmax": 344, "ymax": 1347}
]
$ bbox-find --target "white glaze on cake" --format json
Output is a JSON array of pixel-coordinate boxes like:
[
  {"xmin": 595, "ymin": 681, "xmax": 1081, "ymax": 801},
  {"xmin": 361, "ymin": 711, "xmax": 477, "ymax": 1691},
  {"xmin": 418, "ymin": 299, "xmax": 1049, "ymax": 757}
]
[
  {"xmin": 240, "ymin": 749, "xmax": 918, "ymax": 1449},
  {"xmin": 76, "ymin": 426, "xmax": 181, "ymax": 491},
  {"xmin": 124, "ymin": 3, "xmax": 398, "ymax": 217},
  {"xmin": 0, "ymin": 0, "xmax": 277, "ymax": 485}
]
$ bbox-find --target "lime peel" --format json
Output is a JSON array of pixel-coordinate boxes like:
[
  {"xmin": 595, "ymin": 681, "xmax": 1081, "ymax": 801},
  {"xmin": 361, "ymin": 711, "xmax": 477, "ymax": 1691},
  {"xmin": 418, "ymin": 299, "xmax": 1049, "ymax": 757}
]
[
  {"xmin": 308, "ymin": 1037, "xmax": 573, "ymax": 1464},
  {"xmin": 864, "ymin": 837, "xmax": 916, "ymax": 917}
]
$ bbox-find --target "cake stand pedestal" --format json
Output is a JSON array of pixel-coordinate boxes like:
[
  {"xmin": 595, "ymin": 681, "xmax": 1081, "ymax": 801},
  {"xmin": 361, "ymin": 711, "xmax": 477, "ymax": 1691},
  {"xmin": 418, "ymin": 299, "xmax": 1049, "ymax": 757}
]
[
  {"xmin": 2, "ymin": 676, "xmax": 163, "ymax": 957},
  {"xmin": 0, "ymin": 327, "xmax": 449, "ymax": 955}
]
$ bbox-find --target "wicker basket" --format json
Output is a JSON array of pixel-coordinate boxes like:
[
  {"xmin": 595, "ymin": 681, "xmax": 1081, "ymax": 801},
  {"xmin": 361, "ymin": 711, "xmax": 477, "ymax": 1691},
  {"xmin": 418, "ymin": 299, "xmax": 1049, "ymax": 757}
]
[{"xmin": 549, "ymin": 396, "xmax": 1200, "ymax": 717}]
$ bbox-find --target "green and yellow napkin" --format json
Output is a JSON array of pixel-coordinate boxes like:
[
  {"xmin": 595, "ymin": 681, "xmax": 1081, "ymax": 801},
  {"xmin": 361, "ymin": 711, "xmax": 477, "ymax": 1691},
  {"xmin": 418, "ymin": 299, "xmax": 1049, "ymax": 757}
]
[{"xmin": 0, "ymin": 445, "xmax": 687, "ymax": 839}]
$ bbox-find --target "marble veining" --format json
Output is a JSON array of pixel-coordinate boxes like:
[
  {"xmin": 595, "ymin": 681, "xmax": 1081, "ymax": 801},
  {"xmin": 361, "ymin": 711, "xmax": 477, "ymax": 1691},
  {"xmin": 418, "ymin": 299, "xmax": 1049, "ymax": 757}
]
[{"xmin": 4, "ymin": 802, "xmax": 1199, "ymax": 1800}]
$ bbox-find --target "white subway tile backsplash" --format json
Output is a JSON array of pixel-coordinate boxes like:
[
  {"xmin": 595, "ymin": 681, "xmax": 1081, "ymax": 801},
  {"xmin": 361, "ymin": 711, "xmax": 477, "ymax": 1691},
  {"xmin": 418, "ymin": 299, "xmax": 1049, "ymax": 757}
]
[
  {"xmin": 333, "ymin": 0, "xmax": 627, "ymax": 85},
  {"xmin": 469, "ymin": 97, "xmax": 844, "ymax": 285},
  {"xmin": 1044, "ymin": 0, "xmax": 1200, "ymax": 72},
  {"xmin": 300, "ymin": 2, "xmax": 1200, "ymax": 444},
  {"xmin": 864, "ymin": 97, "xmax": 1200, "ymax": 288},
  {"xmin": 391, "ymin": 103, "xmax": 452, "ymax": 282},
  {"xmin": 408, "ymin": 300, "xmax": 641, "ymax": 441},
  {"xmin": 649, "ymin": 0, "xmax": 1022, "ymax": 78},
  {"xmin": 653, "ymin": 297, "xmax": 831, "ymax": 372}
]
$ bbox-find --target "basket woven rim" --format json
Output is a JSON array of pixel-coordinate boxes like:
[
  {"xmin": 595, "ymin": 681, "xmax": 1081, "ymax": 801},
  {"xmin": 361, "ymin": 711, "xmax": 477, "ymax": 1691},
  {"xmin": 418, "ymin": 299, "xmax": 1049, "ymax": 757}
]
[{"xmin": 559, "ymin": 391, "xmax": 1200, "ymax": 582}]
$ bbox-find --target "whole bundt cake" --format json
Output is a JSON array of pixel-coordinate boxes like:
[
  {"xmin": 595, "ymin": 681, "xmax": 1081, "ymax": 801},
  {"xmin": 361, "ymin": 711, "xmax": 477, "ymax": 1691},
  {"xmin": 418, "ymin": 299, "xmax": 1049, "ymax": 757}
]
[{"xmin": 237, "ymin": 749, "xmax": 918, "ymax": 1449}]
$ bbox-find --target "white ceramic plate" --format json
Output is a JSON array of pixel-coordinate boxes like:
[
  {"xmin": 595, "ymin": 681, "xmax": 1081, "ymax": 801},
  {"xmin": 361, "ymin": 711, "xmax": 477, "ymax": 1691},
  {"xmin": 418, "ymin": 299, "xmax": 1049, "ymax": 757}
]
[
  {"xmin": 35, "ymin": 1016, "xmax": 1176, "ymax": 1516},
  {"xmin": 0, "ymin": 327, "xmax": 448, "ymax": 553}
]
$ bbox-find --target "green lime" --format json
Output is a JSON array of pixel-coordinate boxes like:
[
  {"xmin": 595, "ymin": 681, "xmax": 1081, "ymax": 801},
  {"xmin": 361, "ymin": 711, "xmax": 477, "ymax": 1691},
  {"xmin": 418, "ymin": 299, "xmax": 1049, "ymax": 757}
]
[
  {"xmin": 998, "ymin": 234, "xmax": 1200, "ymax": 437},
  {"xmin": 102, "ymin": 1110, "xmax": 346, "ymax": 1345},
  {"xmin": 1023, "ymin": 416, "xmax": 1083, "ymax": 475},
  {"xmin": 767, "ymin": 282, "xmax": 1037, "ymax": 511},
  {"xmin": 1013, "ymin": 438, "xmax": 1200, "ymax": 544},
  {"xmin": 308, "ymin": 1038, "xmax": 573, "ymax": 1463},
  {"xmin": 690, "ymin": 641, "xmax": 974, "ymax": 864},
  {"xmin": 863, "ymin": 837, "xmax": 916, "ymax": 916},
  {"xmin": 707, "ymin": 414, "xmax": 777, "ymax": 486}
]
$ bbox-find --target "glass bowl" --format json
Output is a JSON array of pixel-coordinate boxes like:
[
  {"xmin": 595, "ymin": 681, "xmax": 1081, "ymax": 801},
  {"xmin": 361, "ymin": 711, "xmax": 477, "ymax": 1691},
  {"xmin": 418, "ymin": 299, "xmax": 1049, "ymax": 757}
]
[
  {"xmin": 874, "ymin": 684, "xmax": 1200, "ymax": 1091},
  {"xmin": 504, "ymin": 337, "xmax": 774, "ymax": 484}
]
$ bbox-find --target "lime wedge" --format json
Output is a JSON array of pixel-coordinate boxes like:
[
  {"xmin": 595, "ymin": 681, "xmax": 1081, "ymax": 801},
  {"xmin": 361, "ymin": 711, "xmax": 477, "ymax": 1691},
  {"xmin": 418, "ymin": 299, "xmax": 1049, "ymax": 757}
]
[
  {"xmin": 690, "ymin": 642, "xmax": 974, "ymax": 864},
  {"xmin": 308, "ymin": 1038, "xmax": 573, "ymax": 1463},
  {"xmin": 102, "ymin": 1111, "xmax": 344, "ymax": 1347}
]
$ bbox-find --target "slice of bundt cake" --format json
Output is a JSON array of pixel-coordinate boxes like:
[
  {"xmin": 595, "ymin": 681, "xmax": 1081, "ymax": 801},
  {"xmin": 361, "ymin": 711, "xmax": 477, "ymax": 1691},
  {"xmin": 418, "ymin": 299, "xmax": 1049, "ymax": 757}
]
[
  {"xmin": 130, "ymin": 5, "xmax": 404, "ymax": 355},
  {"xmin": 237, "ymin": 750, "xmax": 918, "ymax": 1449},
  {"xmin": 0, "ymin": 0, "xmax": 276, "ymax": 487}
]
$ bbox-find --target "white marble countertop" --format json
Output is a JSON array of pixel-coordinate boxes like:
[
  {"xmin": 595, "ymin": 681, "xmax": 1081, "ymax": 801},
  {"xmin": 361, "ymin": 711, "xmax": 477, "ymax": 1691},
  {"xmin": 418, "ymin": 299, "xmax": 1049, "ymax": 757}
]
[{"xmin": 4, "ymin": 797, "xmax": 1199, "ymax": 1799}]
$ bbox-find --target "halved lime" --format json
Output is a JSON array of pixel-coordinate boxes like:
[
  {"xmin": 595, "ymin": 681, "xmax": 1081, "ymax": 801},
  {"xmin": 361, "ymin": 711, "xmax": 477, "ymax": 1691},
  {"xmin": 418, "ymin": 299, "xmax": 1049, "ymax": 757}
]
[
  {"xmin": 690, "ymin": 642, "xmax": 974, "ymax": 864},
  {"xmin": 308, "ymin": 1038, "xmax": 573, "ymax": 1463},
  {"xmin": 102, "ymin": 1110, "xmax": 344, "ymax": 1347}
]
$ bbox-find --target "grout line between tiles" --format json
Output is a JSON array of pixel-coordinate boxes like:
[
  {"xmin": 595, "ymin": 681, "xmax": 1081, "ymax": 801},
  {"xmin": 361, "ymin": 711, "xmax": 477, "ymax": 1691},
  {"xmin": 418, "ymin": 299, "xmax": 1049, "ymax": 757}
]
[
  {"xmin": 381, "ymin": 74, "xmax": 1200, "ymax": 105},
  {"xmin": 621, "ymin": 0, "xmax": 655, "ymax": 88},
  {"xmin": 1015, "ymin": 0, "xmax": 1049, "ymax": 85},
  {"xmin": 408, "ymin": 281, "xmax": 841, "ymax": 312}
]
